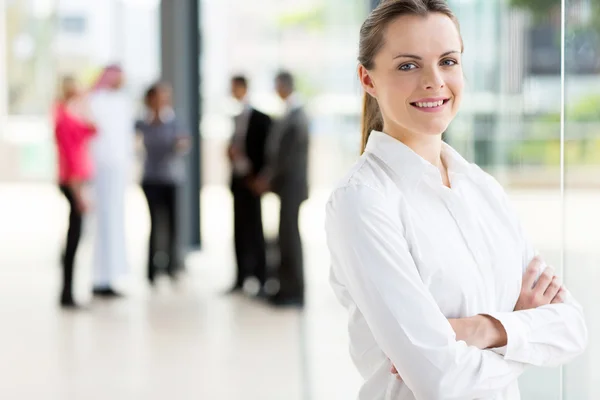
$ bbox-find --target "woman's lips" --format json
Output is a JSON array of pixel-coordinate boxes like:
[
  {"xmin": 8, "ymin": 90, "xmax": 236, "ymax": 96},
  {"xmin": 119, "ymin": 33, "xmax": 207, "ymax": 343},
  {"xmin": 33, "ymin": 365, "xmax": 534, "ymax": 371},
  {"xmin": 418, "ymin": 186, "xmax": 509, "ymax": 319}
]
[{"xmin": 410, "ymin": 98, "xmax": 450, "ymax": 113}]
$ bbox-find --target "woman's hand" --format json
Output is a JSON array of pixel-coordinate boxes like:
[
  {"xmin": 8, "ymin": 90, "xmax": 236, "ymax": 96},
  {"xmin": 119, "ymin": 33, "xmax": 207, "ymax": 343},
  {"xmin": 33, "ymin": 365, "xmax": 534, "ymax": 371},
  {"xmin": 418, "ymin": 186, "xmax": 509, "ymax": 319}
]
[
  {"xmin": 390, "ymin": 362, "xmax": 402, "ymax": 381},
  {"xmin": 249, "ymin": 176, "xmax": 270, "ymax": 195},
  {"xmin": 227, "ymin": 144, "xmax": 240, "ymax": 161},
  {"xmin": 515, "ymin": 257, "xmax": 566, "ymax": 311},
  {"xmin": 175, "ymin": 136, "xmax": 191, "ymax": 153},
  {"xmin": 75, "ymin": 195, "xmax": 91, "ymax": 214},
  {"xmin": 70, "ymin": 182, "xmax": 91, "ymax": 214}
]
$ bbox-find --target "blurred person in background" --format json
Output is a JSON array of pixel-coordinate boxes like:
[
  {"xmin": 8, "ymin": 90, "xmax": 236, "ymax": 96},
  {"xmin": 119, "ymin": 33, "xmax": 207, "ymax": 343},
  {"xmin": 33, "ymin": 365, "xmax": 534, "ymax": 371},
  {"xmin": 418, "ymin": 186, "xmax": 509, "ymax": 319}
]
[
  {"xmin": 227, "ymin": 75, "xmax": 272, "ymax": 295},
  {"xmin": 53, "ymin": 76, "xmax": 96, "ymax": 309},
  {"xmin": 88, "ymin": 65, "xmax": 135, "ymax": 298},
  {"xmin": 136, "ymin": 82, "xmax": 189, "ymax": 285},
  {"xmin": 252, "ymin": 71, "xmax": 309, "ymax": 307}
]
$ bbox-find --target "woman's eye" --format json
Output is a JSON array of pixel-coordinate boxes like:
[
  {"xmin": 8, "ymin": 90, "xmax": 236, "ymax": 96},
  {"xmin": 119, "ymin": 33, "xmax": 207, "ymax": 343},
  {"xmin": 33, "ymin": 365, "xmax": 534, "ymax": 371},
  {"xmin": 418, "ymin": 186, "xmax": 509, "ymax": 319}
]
[
  {"xmin": 441, "ymin": 59, "xmax": 457, "ymax": 66},
  {"xmin": 399, "ymin": 63, "xmax": 416, "ymax": 71}
]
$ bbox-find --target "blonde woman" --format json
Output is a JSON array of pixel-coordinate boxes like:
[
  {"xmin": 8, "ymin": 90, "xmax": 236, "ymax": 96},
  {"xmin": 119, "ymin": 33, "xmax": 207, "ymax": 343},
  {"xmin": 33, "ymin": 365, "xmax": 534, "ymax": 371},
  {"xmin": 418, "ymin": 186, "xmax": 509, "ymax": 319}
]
[{"xmin": 325, "ymin": 1, "xmax": 587, "ymax": 399}]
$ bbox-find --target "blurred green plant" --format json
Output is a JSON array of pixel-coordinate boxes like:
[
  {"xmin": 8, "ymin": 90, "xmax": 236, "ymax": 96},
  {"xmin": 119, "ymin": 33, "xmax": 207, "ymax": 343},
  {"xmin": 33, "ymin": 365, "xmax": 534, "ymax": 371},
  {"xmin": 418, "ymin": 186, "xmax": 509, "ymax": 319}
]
[
  {"xmin": 509, "ymin": 0, "xmax": 560, "ymax": 18},
  {"xmin": 510, "ymin": 94, "xmax": 600, "ymax": 165},
  {"xmin": 510, "ymin": 138, "xmax": 600, "ymax": 166},
  {"xmin": 293, "ymin": 74, "xmax": 319, "ymax": 100},
  {"xmin": 568, "ymin": 94, "xmax": 600, "ymax": 121}
]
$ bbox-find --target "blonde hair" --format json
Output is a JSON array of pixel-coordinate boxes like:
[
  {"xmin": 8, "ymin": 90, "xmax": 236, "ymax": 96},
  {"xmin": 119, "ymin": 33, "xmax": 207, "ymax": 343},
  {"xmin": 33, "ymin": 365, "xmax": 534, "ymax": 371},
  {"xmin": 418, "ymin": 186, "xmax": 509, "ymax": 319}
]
[{"xmin": 358, "ymin": 0, "xmax": 463, "ymax": 153}]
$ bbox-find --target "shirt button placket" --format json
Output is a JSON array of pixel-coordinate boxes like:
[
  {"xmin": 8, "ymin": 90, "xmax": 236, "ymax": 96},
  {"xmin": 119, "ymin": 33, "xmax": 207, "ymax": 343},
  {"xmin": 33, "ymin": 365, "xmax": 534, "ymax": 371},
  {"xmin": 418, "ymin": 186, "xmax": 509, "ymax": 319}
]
[{"xmin": 444, "ymin": 189, "xmax": 496, "ymax": 304}]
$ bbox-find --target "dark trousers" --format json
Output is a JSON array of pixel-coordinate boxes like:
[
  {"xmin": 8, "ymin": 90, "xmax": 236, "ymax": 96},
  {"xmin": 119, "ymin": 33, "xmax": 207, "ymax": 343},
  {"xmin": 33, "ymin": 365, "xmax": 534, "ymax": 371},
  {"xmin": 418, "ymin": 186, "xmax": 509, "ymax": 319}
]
[
  {"xmin": 142, "ymin": 182, "xmax": 179, "ymax": 282},
  {"xmin": 59, "ymin": 185, "xmax": 82, "ymax": 302},
  {"xmin": 276, "ymin": 195, "xmax": 304, "ymax": 298},
  {"xmin": 232, "ymin": 178, "xmax": 267, "ymax": 286}
]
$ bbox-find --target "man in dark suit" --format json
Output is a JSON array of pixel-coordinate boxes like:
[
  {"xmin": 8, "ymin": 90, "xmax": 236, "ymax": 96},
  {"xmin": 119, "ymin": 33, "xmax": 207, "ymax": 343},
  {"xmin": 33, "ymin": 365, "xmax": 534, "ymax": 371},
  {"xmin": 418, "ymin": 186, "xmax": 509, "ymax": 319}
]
[
  {"xmin": 227, "ymin": 75, "xmax": 271, "ymax": 294},
  {"xmin": 252, "ymin": 71, "xmax": 309, "ymax": 307}
]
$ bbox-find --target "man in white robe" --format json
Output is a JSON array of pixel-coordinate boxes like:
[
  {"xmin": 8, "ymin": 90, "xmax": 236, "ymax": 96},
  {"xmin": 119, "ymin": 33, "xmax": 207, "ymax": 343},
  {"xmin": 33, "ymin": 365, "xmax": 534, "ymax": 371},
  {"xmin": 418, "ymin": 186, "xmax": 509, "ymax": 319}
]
[{"xmin": 88, "ymin": 65, "xmax": 135, "ymax": 297}]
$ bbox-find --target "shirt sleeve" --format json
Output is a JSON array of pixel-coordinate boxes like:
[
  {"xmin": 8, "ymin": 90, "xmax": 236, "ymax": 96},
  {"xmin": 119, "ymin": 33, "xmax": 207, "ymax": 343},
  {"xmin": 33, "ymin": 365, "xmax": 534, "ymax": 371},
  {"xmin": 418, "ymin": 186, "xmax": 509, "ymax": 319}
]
[
  {"xmin": 261, "ymin": 116, "xmax": 306, "ymax": 182},
  {"xmin": 325, "ymin": 184, "xmax": 526, "ymax": 400},
  {"xmin": 172, "ymin": 119, "xmax": 188, "ymax": 139},
  {"xmin": 484, "ymin": 177, "xmax": 588, "ymax": 367},
  {"xmin": 82, "ymin": 122, "xmax": 97, "ymax": 138}
]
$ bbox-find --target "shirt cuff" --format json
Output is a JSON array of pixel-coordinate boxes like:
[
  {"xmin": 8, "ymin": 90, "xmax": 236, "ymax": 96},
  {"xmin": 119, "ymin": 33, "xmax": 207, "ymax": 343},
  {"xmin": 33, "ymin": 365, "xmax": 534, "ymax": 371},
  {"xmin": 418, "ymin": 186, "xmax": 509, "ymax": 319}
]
[{"xmin": 485, "ymin": 312, "xmax": 531, "ymax": 363}]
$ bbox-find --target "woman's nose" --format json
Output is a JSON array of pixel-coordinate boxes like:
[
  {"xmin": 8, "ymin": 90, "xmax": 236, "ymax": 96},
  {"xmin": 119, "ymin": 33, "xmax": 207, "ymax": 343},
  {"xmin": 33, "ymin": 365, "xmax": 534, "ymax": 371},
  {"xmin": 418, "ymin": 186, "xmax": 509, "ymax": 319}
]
[{"xmin": 422, "ymin": 67, "xmax": 445, "ymax": 90}]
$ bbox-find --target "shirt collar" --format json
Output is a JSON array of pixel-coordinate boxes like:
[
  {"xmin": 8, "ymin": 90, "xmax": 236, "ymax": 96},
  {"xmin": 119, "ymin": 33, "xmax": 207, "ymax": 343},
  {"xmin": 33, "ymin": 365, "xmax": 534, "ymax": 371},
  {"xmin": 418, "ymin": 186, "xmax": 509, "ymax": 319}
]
[
  {"xmin": 145, "ymin": 107, "xmax": 175, "ymax": 124},
  {"xmin": 241, "ymin": 101, "xmax": 252, "ymax": 114},
  {"xmin": 364, "ymin": 130, "xmax": 473, "ymax": 192},
  {"xmin": 285, "ymin": 93, "xmax": 302, "ymax": 114}
]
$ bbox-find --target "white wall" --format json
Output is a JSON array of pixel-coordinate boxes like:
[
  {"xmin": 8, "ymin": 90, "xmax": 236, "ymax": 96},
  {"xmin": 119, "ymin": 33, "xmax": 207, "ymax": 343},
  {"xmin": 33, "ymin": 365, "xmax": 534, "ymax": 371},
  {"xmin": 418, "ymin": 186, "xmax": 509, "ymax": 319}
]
[{"xmin": 55, "ymin": 0, "xmax": 160, "ymax": 89}]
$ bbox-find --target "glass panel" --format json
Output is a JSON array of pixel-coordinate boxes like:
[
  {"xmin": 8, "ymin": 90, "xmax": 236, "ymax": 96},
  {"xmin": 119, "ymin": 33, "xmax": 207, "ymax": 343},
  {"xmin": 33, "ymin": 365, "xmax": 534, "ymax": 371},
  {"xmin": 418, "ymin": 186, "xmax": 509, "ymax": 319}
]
[
  {"xmin": 200, "ymin": 0, "xmax": 367, "ymax": 188},
  {"xmin": 200, "ymin": 1, "xmax": 368, "ymax": 398},
  {"xmin": 0, "ymin": 0, "xmax": 160, "ymax": 182},
  {"xmin": 1, "ymin": 0, "xmax": 57, "ymax": 181},
  {"xmin": 450, "ymin": 0, "xmax": 563, "ymax": 398},
  {"xmin": 0, "ymin": 2, "xmax": 9, "ymax": 121},
  {"xmin": 564, "ymin": 0, "xmax": 600, "ymax": 398},
  {"xmin": 5, "ymin": 0, "xmax": 56, "ymax": 116}
]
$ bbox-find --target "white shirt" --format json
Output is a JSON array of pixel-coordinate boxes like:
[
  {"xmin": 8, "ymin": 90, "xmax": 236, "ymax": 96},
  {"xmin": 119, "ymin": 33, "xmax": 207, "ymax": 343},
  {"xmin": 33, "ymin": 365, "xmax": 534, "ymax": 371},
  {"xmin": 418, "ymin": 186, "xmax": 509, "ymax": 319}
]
[
  {"xmin": 325, "ymin": 131, "xmax": 587, "ymax": 400},
  {"xmin": 284, "ymin": 92, "xmax": 302, "ymax": 115},
  {"xmin": 89, "ymin": 89, "xmax": 135, "ymax": 168},
  {"xmin": 143, "ymin": 106, "xmax": 176, "ymax": 124},
  {"xmin": 260, "ymin": 93, "xmax": 303, "ymax": 181},
  {"xmin": 231, "ymin": 101, "xmax": 252, "ymax": 176}
]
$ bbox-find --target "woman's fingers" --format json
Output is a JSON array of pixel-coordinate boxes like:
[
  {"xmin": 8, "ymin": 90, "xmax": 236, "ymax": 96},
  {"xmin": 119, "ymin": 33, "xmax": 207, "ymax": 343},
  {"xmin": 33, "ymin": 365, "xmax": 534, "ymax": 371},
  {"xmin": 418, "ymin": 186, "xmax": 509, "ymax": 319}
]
[
  {"xmin": 523, "ymin": 257, "xmax": 543, "ymax": 289},
  {"xmin": 390, "ymin": 362, "xmax": 402, "ymax": 381},
  {"xmin": 544, "ymin": 276, "xmax": 562, "ymax": 301},
  {"xmin": 551, "ymin": 287, "xmax": 567, "ymax": 304},
  {"xmin": 534, "ymin": 265, "xmax": 554, "ymax": 295}
]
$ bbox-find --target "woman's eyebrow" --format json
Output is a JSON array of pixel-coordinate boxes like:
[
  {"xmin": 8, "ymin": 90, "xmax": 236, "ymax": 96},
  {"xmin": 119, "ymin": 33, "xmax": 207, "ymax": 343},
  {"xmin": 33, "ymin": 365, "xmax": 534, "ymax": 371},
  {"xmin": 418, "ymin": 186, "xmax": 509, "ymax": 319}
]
[{"xmin": 393, "ymin": 50, "xmax": 461, "ymax": 60}]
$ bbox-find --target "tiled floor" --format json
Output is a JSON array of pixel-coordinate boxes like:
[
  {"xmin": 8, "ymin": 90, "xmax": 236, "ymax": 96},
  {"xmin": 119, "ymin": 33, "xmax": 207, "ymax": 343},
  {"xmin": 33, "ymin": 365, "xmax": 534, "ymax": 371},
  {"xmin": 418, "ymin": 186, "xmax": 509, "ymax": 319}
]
[
  {"xmin": 0, "ymin": 184, "xmax": 598, "ymax": 399},
  {"xmin": 0, "ymin": 184, "xmax": 360, "ymax": 400}
]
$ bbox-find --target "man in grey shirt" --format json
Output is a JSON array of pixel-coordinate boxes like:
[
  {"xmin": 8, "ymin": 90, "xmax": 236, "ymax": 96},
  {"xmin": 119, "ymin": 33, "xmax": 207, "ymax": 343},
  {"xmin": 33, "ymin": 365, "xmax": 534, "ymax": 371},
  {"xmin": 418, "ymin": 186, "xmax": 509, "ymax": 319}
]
[
  {"xmin": 135, "ymin": 82, "xmax": 189, "ymax": 284},
  {"xmin": 252, "ymin": 71, "xmax": 309, "ymax": 307}
]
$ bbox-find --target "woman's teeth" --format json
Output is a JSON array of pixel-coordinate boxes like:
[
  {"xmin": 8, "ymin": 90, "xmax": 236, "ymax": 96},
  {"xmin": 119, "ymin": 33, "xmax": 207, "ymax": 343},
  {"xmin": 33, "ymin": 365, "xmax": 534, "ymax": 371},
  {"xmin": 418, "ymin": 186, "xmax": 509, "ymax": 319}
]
[{"xmin": 414, "ymin": 100, "xmax": 445, "ymax": 108}]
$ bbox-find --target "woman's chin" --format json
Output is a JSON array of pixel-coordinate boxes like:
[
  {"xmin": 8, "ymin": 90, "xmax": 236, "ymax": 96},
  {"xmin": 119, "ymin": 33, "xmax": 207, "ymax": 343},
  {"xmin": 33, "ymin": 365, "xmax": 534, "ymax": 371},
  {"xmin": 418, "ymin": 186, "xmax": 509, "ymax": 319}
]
[{"xmin": 417, "ymin": 125, "xmax": 449, "ymax": 137}]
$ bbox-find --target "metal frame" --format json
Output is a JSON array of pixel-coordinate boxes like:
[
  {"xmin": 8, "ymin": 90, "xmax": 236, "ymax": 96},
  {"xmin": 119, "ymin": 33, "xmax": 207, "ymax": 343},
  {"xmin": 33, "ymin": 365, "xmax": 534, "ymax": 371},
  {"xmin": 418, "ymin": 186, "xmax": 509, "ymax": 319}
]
[
  {"xmin": 0, "ymin": 0, "xmax": 8, "ymax": 129},
  {"xmin": 160, "ymin": 0, "xmax": 202, "ymax": 250}
]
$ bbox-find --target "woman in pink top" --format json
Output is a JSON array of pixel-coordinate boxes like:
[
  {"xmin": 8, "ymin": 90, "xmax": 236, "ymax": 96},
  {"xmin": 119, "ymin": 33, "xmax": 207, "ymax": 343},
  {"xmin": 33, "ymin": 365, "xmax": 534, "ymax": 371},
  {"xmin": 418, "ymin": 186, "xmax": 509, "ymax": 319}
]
[{"xmin": 54, "ymin": 76, "xmax": 96, "ymax": 309}]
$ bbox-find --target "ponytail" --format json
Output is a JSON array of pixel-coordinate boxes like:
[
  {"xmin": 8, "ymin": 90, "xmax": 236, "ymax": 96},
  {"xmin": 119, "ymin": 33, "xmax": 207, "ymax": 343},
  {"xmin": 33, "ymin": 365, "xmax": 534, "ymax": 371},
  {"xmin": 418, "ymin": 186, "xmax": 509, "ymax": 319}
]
[{"xmin": 361, "ymin": 92, "xmax": 383, "ymax": 154}]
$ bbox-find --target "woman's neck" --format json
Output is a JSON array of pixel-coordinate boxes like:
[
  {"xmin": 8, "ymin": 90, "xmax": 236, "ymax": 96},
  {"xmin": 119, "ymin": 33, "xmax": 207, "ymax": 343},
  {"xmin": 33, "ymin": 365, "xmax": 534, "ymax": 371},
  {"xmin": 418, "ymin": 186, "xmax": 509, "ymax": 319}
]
[
  {"xmin": 62, "ymin": 94, "xmax": 76, "ymax": 104},
  {"xmin": 384, "ymin": 125, "xmax": 444, "ymax": 168},
  {"xmin": 149, "ymin": 108, "xmax": 161, "ymax": 122}
]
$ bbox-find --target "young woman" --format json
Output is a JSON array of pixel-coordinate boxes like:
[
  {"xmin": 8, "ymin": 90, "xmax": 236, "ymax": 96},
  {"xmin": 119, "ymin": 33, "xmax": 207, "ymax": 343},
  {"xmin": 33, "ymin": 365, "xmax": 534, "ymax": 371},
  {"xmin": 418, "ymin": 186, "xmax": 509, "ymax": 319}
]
[
  {"xmin": 54, "ymin": 76, "xmax": 96, "ymax": 309},
  {"xmin": 325, "ymin": 1, "xmax": 588, "ymax": 399},
  {"xmin": 136, "ymin": 83, "xmax": 189, "ymax": 284}
]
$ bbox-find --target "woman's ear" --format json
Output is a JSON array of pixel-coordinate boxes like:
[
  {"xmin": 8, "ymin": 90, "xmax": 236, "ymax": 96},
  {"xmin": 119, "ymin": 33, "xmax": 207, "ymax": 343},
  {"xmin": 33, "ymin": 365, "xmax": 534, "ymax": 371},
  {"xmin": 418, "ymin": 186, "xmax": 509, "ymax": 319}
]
[{"xmin": 358, "ymin": 65, "xmax": 376, "ymax": 98}]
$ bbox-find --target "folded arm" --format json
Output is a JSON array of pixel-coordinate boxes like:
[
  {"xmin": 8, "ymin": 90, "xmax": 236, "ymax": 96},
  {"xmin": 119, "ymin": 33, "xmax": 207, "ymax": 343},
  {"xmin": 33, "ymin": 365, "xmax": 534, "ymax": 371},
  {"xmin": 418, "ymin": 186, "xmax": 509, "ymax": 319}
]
[{"xmin": 485, "ymin": 176, "xmax": 588, "ymax": 367}]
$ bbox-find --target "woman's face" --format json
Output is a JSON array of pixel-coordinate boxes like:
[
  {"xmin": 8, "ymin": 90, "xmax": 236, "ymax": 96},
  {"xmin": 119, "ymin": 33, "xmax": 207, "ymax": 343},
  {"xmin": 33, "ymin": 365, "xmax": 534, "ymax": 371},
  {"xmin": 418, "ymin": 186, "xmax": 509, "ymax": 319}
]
[
  {"xmin": 63, "ymin": 79, "xmax": 79, "ymax": 99},
  {"xmin": 360, "ymin": 13, "xmax": 464, "ymax": 139},
  {"xmin": 149, "ymin": 86, "xmax": 172, "ymax": 110},
  {"xmin": 156, "ymin": 86, "xmax": 172, "ymax": 108}
]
